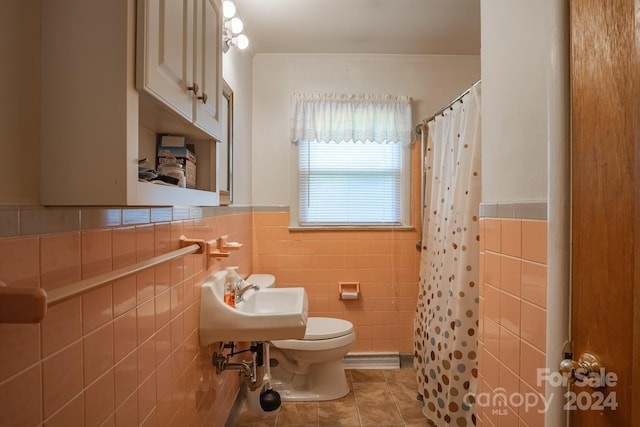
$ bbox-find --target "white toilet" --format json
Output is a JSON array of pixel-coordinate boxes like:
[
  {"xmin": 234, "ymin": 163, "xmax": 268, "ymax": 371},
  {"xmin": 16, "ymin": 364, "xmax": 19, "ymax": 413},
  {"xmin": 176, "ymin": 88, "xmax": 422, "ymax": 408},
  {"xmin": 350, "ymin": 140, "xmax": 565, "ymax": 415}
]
[{"xmin": 245, "ymin": 274, "xmax": 356, "ymax": 402}]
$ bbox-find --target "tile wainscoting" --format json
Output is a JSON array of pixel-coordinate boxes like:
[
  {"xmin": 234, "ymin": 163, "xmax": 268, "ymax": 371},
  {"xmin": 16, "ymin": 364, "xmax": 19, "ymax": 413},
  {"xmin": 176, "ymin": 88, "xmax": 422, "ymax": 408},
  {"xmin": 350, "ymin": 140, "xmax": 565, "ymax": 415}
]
[
  {"xmin": 251, "ymin": 208, "xmax": 421, "ymax": 354},
  {"xmin": 0, "ymin": 201, "xmax": 423, "ymax": 426},
  {"xmin": 478, "ymin": 202, "xmax": 548, "ymax": 427},
  {"xmin": 0, "ymin": 206, "xmax": 253, "ymax": 427}
]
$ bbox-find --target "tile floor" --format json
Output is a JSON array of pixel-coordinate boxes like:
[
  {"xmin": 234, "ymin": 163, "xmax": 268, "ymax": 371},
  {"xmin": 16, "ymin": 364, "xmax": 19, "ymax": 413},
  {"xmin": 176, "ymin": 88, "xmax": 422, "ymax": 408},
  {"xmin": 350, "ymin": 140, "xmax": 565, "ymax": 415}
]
[{"xmin": 234, "ymin": 368, "xmax": 431, "ymax": 426}]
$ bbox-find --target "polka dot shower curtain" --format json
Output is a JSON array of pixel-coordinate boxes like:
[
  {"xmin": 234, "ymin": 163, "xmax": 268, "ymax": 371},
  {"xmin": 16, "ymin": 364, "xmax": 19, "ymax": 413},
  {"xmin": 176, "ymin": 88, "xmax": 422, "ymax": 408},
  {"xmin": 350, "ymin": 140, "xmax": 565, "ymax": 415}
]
[{"xmin": 414, "ymin": 85, "xmax": 481, "ymax": 426}]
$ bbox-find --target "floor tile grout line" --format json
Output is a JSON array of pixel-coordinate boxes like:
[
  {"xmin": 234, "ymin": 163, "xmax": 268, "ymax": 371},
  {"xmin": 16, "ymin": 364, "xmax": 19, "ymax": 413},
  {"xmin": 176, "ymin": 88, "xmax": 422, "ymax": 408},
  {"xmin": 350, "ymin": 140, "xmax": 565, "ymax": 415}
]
[
  {"xmin": 349, "ymin": 370, "xmax": 365, "ymax": 427},
  {"xmin": 386, "ymin": 374, "xmax": 409, "ymax": 427},
  {"xmin": 385, "ymin": 373, "xmax": 408, "ymax": 427},
  {"xmin": 235, "ymin": 368, "xmax": 425, "ymax": 427}
]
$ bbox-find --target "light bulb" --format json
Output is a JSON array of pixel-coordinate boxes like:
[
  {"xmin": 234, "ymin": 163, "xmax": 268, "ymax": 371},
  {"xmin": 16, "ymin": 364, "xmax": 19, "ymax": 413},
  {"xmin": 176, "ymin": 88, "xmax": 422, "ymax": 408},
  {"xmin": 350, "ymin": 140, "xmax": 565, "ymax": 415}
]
[
  {"xmin": 230, "ymin": 17, "xmax": 244, "ymax": 34},
  {"xmin": 236, "ymin": 34, "xmax": 249, "ymax": 50},
  {"xmin": 222, "ymin": 1, "xmax": 236, "ymax": 18}
]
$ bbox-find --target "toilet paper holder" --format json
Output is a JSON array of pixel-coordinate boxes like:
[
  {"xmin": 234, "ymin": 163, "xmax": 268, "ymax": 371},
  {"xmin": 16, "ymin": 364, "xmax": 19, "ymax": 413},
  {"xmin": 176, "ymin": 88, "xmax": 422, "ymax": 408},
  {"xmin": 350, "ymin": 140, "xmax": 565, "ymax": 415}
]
[{"xmin": 338, "ymin": 282, "xmax": 360, "ymax": 300}]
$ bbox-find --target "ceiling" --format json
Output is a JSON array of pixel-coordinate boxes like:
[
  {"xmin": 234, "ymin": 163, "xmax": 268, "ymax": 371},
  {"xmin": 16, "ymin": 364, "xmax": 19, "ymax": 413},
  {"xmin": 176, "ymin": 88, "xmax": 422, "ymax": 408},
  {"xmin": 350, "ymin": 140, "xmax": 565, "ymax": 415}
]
[{"xmin": 232, "ymin": 0, "xmax": 481, "ymax": 55}]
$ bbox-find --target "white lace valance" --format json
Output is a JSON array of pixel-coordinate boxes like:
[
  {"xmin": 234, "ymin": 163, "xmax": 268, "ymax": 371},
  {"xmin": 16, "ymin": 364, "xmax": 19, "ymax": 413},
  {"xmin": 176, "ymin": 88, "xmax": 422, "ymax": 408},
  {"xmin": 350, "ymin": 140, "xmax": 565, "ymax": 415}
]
[{"xmin": 290, "ymin": 93, "xmax": 412, "ymax": 146}]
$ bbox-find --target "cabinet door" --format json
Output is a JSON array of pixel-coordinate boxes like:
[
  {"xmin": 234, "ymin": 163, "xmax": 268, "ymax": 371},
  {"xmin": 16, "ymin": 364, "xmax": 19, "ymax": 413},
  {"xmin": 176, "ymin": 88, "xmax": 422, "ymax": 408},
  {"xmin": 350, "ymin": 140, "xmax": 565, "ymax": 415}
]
[
  {"xmin": 137, "ymin": 0, "xmax": 195, "ymax": 120},
  {"xmin": 193, "ymin": 0, "xmax": 223, "ymax": 140}
]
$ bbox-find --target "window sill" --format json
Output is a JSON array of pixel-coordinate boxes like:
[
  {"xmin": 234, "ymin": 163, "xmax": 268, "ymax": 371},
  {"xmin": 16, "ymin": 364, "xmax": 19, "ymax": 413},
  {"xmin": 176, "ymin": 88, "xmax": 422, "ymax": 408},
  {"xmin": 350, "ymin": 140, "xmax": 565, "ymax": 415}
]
[{"xmin": 288, "ymin": 225, "xmax": 416, "ymax": 232}]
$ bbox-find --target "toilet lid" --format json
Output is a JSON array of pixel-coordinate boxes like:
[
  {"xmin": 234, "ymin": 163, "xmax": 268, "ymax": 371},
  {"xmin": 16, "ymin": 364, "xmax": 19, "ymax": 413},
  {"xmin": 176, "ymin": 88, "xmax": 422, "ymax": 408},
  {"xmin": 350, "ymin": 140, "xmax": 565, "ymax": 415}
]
[{"xmin": 303, "ymin": 317, "xmax": 354, "ymax": 340}]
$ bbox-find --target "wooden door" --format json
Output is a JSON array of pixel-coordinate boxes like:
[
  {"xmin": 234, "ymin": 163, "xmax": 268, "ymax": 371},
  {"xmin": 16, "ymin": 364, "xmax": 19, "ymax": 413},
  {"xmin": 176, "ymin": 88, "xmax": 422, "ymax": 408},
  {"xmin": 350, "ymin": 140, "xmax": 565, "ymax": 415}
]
[{"xmin": 571, "ymin": 0, "xmax": 640, "ymax": 425}]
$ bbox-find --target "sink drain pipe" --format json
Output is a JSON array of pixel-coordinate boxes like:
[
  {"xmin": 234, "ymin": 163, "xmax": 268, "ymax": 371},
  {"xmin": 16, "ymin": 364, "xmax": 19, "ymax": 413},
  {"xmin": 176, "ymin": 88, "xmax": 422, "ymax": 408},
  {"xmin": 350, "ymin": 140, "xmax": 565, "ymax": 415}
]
[{"xmin": 213, "ymin": 341, "xmax": 282, "ymax": 415}]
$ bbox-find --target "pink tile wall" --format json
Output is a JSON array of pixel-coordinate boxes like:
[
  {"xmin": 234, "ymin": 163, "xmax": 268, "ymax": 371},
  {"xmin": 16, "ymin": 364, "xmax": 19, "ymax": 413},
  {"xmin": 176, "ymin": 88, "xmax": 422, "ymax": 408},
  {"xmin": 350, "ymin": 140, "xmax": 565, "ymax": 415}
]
[
  {"xmin": 0, "ymin": 212, "xmax": 252, "ymax": 427},
  {"xmin": 252, "ymin": 213, "xmax": 420, "ymax": 353},
  {"xmin": 477, "ymin": 218, "xmax": 548, "ymax": 427}
]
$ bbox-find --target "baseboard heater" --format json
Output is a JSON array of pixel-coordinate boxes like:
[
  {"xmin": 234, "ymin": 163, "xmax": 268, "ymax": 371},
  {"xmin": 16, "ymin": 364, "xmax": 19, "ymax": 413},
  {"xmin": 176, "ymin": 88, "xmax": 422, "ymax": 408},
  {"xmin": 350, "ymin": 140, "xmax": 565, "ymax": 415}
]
[{"xmin": 343, "ymin": 352, "xmax": 413, "ymax": 369}]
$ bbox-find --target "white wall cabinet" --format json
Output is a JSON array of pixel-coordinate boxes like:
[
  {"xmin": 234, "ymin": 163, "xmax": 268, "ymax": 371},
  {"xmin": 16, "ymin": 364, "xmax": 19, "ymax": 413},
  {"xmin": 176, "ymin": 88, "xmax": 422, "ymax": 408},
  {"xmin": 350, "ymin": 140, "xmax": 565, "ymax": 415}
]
[
  {"xmin": 137, "ymin": 0, "xmax": 224, "ymax": 141},
  {"xmin": 193, "ymin": 0, "xmax": 224, "ymax": 137},
  {"xmin": 136, "ymin": 0, "xmax": 195, "ymax": 122},
  {"xmin": 40, "ymin": 0, "xmax": 221, "ymax": 206}
]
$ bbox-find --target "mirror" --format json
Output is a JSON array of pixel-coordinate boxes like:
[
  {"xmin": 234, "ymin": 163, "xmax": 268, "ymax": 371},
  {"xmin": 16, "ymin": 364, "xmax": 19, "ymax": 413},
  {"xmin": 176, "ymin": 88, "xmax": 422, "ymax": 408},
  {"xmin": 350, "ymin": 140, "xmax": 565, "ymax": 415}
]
[{"xmin": 220, "ymin": 80, "xmax": 233, "ymax": 205}]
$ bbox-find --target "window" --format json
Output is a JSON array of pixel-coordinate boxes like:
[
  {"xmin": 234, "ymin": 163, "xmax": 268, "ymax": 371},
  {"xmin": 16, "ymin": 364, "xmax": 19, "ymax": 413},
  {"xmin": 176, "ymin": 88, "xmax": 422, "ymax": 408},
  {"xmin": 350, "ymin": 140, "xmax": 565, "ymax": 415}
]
[
  {"xmin": 298, "ymin": 140, "xmax": 404, "ymax": 225},
  {"xmin": 290, "ymin": 94, "xmax": 412, "ymax": 228}
]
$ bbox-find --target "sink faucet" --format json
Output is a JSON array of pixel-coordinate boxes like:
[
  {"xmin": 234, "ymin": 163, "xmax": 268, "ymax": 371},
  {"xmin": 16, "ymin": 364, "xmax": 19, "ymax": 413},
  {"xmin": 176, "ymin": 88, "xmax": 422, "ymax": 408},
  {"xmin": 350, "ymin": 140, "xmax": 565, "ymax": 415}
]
[{"xmin": 236, "ymin": 283, "xmax": 260, "ymax": 302}]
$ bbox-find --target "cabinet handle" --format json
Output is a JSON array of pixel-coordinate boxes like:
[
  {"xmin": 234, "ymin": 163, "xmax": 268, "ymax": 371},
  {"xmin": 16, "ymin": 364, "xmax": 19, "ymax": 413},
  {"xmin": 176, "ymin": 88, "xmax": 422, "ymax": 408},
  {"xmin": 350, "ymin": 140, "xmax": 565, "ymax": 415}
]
[
  {"xmin": 187, "ymin": 83, "xmax": 199, "ymax": 95},
  {"xmin": 198, "ymin": 92, "xmax": 208, "ymax": 104}
]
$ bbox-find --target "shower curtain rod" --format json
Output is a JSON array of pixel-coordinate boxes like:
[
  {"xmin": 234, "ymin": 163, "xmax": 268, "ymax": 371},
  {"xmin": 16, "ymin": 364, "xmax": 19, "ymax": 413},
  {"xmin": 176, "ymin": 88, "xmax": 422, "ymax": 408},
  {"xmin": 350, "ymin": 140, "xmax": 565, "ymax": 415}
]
[{"xmin": 416, "ymin": 79, "xmax": 481, "ymax": 134}]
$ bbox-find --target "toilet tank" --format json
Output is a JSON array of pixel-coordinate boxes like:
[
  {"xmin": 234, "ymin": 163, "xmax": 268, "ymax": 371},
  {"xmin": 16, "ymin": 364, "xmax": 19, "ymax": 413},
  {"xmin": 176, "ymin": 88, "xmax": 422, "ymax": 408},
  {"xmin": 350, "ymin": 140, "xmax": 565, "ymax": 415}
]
[{"xmin": 245, "ymin": 274, "xmax": 275, "ymax": 288}]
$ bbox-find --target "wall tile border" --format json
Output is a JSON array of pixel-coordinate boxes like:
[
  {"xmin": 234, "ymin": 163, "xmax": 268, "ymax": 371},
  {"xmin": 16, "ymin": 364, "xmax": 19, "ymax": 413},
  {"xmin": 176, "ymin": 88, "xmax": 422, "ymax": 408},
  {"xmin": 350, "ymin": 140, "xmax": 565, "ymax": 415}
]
[
  {"xmin": 251, "ymin": 205, "xmax": 290, "ymax": 213},
  {"xmin": 1, "ymin": 203, "xmax": 545, "ymax": 237},
  {"xmin": 0, "ymin": 205, "xmax": 255, "ymax": 238},
  {"xmin": 480, "ymin": 202, "xmax": 547, "ymax": 220}
]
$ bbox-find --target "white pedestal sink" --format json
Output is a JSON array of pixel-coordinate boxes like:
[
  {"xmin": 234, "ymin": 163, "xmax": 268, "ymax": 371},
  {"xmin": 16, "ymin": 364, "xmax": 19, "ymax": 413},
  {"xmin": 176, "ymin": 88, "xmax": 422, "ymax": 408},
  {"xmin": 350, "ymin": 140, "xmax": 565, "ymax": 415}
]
[{"xmin": 199, "ymin": 270, "xmax": 308, "ymax": 345}]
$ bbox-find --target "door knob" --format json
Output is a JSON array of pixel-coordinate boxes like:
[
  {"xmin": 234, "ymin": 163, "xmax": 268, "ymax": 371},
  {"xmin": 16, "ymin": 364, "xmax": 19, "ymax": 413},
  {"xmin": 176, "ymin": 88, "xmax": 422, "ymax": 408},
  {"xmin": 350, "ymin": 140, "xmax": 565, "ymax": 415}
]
[
  {"xmin": 559, "ymin": 352, "xmax": 604, "ymax": 388},
  {"xmin": 198, "ymin": 92, "xmax": 208, "ymax": 104}
]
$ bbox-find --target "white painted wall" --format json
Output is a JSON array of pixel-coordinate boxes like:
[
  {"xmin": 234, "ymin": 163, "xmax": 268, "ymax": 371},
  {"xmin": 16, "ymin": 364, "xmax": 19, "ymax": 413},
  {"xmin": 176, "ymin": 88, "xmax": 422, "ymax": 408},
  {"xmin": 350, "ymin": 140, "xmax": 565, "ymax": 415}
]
[
  {"xmin": 223, "ymin": 46, "xmax": 253, "ymax": 206},
  {"xmin": 0, "ymin": 0, "xmax": 41, "ymax": 205},
  {"xmin": 251, "ymin": 54, "xmax": 481, "ymax": 206},
  {"xmin": 481, "ymin": 0, "xmax": 552, "ymax": 203}
]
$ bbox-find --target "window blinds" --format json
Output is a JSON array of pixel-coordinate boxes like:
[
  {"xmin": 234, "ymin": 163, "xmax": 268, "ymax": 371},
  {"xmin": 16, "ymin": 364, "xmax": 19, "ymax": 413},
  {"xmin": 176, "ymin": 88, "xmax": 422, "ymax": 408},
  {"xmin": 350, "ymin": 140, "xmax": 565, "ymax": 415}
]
[{"xmin": 298, "ymin": 140, "xmax": 402, "ymax": 225}]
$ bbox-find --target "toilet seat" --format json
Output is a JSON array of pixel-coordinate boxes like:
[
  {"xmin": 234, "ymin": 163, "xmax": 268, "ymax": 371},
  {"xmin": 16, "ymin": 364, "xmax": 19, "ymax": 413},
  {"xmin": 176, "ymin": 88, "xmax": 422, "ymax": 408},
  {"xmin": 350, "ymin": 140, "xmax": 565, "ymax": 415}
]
[
  {"xmin": 271, "ymin": 317, "xmax": 355, "ymax": 351},
  {"xmin": 302, "ymin": 317, "xmax": 353, "ymax": 340}
]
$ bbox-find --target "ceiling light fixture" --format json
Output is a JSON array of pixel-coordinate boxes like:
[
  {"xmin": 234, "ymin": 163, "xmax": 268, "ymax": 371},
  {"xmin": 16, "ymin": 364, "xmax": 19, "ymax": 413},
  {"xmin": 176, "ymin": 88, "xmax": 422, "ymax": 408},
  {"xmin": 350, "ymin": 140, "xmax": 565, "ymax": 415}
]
[{"xmin": 222, "ymin": 0, "xmax": 249, "ymax": 52}]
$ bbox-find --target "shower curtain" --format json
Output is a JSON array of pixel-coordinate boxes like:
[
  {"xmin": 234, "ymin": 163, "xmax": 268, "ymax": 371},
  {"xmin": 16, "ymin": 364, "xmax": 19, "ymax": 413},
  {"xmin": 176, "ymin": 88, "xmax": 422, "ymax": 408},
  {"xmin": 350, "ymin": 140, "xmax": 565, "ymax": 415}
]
[{"xmin": 414, "ymin": 85, "xmax": 481, "ymax": 427}]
